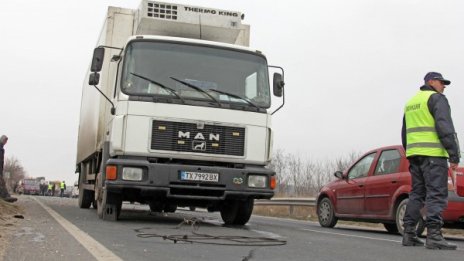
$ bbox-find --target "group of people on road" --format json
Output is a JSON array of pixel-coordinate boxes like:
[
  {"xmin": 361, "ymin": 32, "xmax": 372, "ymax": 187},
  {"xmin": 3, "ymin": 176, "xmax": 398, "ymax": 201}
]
[{"xmin": 0, "ymin": 135, "xmax": 67, "ymax": 202}]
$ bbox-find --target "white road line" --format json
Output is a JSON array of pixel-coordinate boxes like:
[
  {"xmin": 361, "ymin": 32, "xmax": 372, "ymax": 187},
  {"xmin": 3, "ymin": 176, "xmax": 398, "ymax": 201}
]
[
  {"xmin": 33, "ymin": 197, "xmax": 122, "ymax": 261},
  {"xmin": 302, "ymin": 228, "xmax": 401, "ymax": 243}
]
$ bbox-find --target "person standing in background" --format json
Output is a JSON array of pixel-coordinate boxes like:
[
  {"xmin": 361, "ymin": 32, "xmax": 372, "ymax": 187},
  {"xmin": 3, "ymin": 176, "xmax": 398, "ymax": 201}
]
[{"xmin": 60, "ymin": 181, "xmax": 66, "ymax": 197}]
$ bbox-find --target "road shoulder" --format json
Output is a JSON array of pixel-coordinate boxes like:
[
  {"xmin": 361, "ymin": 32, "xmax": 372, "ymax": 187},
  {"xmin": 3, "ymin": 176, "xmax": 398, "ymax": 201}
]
[{"xmin": 3, "ymin": 196, "xmax": 96, "ymax": 261}]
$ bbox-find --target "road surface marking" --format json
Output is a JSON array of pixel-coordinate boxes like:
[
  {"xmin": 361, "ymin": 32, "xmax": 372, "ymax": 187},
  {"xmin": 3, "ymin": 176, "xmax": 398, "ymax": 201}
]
[
  {"xmin": 302, "ymin": 228, "xmax": 401, "ymax": 243},
  {"xmin": 33, "ymin": 197, "xmax": 123, "ymax": 261}
]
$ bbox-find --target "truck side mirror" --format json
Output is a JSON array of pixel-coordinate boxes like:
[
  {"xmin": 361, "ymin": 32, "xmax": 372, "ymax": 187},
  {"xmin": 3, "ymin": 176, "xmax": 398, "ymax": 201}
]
[
  {"xmin": 90, "ymin": 47, "xmax": 105, "ymax": 72},
  {"xmin": 273, "ymin": 73, "xmax": 284, "ymax": 97},
  {"xmin": 89, "ymin": 72, "xmax": 100, "ymax": 85}
]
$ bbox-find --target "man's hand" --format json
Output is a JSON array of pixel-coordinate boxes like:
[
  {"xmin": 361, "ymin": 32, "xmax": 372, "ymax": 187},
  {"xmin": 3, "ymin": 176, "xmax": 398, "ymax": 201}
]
[{"xmin": 450, "ymin": 162, "xmax": 458, "ymax": 170}]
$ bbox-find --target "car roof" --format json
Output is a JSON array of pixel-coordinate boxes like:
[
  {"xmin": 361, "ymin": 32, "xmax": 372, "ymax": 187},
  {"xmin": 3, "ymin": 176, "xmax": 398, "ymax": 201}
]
[{"xmin": 362, "ymin": 145, "xmax": 404, "ymax": 156}]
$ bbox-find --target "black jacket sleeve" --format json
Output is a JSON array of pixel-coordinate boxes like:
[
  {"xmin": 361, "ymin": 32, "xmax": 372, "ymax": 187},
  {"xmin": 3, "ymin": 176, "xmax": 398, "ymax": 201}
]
[
  {"xmin": 428, "ymin": 93, "xmax": 461, "ymax": 163},
  {"xmin": 401, "ymin": 116, "xmax": 407, "ymax": 150}
]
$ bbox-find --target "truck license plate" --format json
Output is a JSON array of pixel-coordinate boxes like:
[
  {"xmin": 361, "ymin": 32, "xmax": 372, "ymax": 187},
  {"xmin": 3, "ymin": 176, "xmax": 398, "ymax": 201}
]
[{"xmin": 180, "ymin": 171, "xmax": 219, "ymax": 182}]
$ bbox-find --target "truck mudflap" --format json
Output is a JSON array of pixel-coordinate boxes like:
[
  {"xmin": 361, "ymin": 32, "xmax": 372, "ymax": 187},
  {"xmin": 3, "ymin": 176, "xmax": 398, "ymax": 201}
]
[{"xmin": 103, "ymin": 158, "xmax": 275, "ymax": 201}]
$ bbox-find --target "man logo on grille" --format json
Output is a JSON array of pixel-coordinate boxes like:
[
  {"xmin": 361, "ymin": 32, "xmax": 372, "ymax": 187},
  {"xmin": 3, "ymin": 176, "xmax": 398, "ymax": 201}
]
[{"xmin": 192, "ymin": 140, "xmax": 206, "ymax": 151}]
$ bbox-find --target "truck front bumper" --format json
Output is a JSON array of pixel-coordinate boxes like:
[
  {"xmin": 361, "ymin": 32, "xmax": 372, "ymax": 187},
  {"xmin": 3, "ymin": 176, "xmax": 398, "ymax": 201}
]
[{"xmin": 103, "ymin": 158, "xmax": 275, "ymax": 201}]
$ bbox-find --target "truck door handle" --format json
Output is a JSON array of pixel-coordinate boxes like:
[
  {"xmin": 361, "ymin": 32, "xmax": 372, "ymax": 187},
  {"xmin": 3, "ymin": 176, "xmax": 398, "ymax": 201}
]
[
  {"xmin": 391, "ymin": 180, "xmax": 398, "ymax": 184},
  {"xmin": 358, "ymin": 184, "xmax": 364, "ymax": 188}
]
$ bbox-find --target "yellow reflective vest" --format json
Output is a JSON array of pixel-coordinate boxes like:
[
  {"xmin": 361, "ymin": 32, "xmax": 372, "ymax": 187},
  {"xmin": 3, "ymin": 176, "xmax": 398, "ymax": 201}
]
[{"xmin": 404, "ymin": 90, "xmax": 448, "ymax": 158}]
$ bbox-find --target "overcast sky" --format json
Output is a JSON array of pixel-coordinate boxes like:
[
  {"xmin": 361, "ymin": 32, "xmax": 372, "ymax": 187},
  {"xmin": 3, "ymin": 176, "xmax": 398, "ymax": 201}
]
[{"xmin": 0, "ymin": 0, "xmax": 463, "ymax": 184}]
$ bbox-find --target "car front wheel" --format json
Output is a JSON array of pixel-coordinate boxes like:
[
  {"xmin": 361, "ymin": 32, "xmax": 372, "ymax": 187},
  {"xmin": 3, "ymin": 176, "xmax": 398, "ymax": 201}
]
[
  {"xmin": 395, "ymin": 198, "xmax": 425, "ymax": 236},
  {"xmin": 383, "ymin": 223, "xmax": 399, "ymax": 234},
  {"xmin": 318, "ymin": 197, "xmax": 338, "ymax": 228}
]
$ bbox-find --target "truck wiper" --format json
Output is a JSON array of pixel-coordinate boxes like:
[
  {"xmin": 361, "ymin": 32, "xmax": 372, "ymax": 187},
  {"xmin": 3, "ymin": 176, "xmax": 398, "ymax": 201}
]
[
  {"xmin": 206, "ymin": 89, "xmax": 260, "ymax": 110},
  {"xmin": 130, "ymin": 72, "xmax": 185, "ymax": 104},
  {"xmin": 170, "ymin": 76, "xmax": 221, "ymax": 107}
]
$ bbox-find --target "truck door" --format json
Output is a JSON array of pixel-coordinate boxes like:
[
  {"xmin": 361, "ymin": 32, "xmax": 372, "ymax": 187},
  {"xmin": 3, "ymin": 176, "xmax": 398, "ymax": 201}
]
[
  {"xmin": 365, "ymin": 149, "xmax": 402, "ymax": 216},
  {"xmin": 335, "ymin": 153, "xmax": 376, "ymax": 215}
]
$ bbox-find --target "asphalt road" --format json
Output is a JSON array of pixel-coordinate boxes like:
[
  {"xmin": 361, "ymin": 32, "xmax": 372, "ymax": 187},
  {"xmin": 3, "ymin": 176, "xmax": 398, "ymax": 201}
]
[{"xmin": 4, "ymin": 196, "xmax": 464, "ymax": 261}]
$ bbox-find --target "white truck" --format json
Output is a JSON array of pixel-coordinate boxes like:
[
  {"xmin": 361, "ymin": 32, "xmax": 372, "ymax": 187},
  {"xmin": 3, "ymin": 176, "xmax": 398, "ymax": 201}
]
[{"xmin": 76, "ymin": 0, "xmax": 285, "ymax": 224}]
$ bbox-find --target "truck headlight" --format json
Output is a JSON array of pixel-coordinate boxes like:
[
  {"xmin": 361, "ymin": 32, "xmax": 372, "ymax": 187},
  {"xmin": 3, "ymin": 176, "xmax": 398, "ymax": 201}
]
[
  {"xmin": 122, "ymin": 167, "xmax": 143, "ymax": 181},
  {"xmin": 248, "ymin": 175, "xmax": 267, "ymax": 188}
]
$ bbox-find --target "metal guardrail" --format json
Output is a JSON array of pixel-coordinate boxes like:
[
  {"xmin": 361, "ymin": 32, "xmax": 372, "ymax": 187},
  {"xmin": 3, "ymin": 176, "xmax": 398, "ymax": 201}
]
[{"xmin": 255, "ymin": 198, "xmax": 316, "ymax": 207}]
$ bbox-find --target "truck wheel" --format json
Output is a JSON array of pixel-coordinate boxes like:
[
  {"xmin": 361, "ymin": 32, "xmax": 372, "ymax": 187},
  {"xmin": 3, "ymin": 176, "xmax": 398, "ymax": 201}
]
[
  {"xmin": 164, "ymin": 204, "xmax": 177, "ymax": 213},
  {"xmin": 232, "ymin": 198, "xmax": 254, "ymax": 225},
  {"xmin": 395, "ymin": 198, "xmax": 425, "ymax": 236},
  {"xmin": 220, "ymin": 199, "xmax": 254, "ymax": 225},
  {"xmin": 220, "ymin": 200, "xmax": 239, "ymax": 225},
  {"xmin": 97, "ymin": 188, "xmax": 122, "ymax": 221},
  {"xmin": 149, "ymin": 201, "xmax": 163, "ymax": 212},
  {"xmin": 317, "ymin": 197, "xmax": 338, "ymax": 228},
  {"xmin": 78, "ymin": 184, "xmax": 94, "ymax": 208}
]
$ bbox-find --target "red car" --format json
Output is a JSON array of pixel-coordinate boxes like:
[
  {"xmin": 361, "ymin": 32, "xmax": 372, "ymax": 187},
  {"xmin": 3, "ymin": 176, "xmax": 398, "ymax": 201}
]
[{"xmin": 317, "ymin": 145, "xmax": 464, "ymax": 235}]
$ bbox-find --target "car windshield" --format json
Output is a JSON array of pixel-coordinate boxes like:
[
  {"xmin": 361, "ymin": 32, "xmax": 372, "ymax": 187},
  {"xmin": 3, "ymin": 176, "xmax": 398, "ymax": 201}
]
[{"xmin": 121, "ymin": 41, "xmax": 271, "ymax": 109}]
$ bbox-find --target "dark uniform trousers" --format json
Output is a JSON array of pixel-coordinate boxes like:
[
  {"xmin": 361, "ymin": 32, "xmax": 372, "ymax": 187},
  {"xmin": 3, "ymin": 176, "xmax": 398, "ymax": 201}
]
[{"xmin": 404, "ymin": 156, "xmax": 449, "ymax": 227}]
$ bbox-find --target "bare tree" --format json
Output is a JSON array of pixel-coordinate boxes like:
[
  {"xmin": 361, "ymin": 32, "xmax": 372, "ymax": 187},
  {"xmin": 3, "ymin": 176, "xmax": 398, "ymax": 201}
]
[
  {"xmin": 268, "ymin": 150, "xmax": 361, "ymax": 197},
  {"xmin": 335, "ymin": 151, "xmax": 361, "ymax": 172},
  {"xmin": 4, "ymin": 156, "xmax": 26, "ymax": 192},
  {"xmin": 267, "ymin": 149, "xmax": 288, "ymax": 195}
]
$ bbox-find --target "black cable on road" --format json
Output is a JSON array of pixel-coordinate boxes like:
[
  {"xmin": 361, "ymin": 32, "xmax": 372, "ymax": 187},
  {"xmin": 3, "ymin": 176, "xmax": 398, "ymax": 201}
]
[{"xmin": 134, "ymin": 218, "xmax": 287, "ymax": 247}]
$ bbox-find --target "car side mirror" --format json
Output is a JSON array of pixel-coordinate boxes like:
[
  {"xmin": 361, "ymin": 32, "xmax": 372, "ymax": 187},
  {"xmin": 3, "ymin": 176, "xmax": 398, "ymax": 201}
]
[
  {"xmin": 334, "ymin": 171, "xmax": 344, "ymax": 179},
  {"xmin": 90, "ymin": 47, "xmax": 105, "ymax": 72},
  {"xmin": 89, "ymin": 72, "xmax": 100, "ymax": 85},
  {"xmin": 273, "ymin": 73, "xmax": 284, "ymax": 97}
]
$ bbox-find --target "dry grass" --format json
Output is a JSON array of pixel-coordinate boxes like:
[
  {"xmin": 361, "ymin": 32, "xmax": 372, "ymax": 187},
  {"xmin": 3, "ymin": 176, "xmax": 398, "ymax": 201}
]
[{"xmin": 253, "ymin": 205, "xmax": 318, "ymax": 221}]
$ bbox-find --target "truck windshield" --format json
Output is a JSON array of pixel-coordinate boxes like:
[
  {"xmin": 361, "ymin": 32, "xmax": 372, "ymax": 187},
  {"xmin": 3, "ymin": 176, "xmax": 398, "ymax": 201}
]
[{"xmin": 121, "ymin": 41, "xmax": 271, "ymax": 109}]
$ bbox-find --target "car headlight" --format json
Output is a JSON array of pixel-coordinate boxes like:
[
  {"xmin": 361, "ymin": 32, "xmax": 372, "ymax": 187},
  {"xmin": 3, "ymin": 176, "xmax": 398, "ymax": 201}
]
[
  {"xmin": 122, "ymin": 167, "xmax": 143, "ymax": 181},
  {"xmin": 248, "ymin": 175, "xmax": 267, "ymax": 188}
]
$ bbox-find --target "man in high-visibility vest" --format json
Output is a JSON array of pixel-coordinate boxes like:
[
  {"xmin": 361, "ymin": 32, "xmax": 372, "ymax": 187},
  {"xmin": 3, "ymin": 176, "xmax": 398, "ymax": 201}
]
[
  {"xmin": 47, "ymin": 182, "xmax": 53, "ymax": 196},
  {"xmin": 60, "ymin": 181, "xmax": 66, "ymax": 198},
  {"xmin": 401, "ymin": 72, "xmax": 460, "ymax": 250}
]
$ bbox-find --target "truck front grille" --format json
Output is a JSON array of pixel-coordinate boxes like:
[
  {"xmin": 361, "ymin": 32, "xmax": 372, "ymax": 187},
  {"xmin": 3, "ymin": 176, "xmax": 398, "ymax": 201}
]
[{"xmin": 151, "ymin": 120, "xmax": 245, "ymax": 156}]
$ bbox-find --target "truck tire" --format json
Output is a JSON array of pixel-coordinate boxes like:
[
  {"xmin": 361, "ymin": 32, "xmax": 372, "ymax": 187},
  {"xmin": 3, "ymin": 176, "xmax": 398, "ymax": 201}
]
[
  {"xmin": 220, "ymin": 200, "xmax": 239, "ymax": 225},
  {"xmin": 78, "ymin": 172, "xmax": 94, "ymax": 208},
  {"xmin": 149, "ymin": 201, "xmax": 163, "ymax": 212},
  {"xmin": 232, "ymin": 198, "xmax": 254, "ymax": 225},
  {"xmin": 317, "ymin": 197, "xmax": 338, "ymax": 228},
  {"xmin": 78, "ymin": 188, "xmax": 93, "ymax": 208},
  {"xmin": 97, "ymin": 188, "xmax": 122, "ymax": 221},
  {"xmin": 220, "ymin": 199, "xmax": 254, "ymax": 225},
  {"xmin": 164, "ymin": 204, "xmax": 177, "ymax": 213},
  {"xmin": 395, "ymin": 198, "xmax": 425, "ymax": 236}
]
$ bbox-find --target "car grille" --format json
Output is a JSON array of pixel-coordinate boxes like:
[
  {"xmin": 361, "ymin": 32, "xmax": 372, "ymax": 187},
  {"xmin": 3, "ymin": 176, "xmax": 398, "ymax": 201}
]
[{"xmin": 151, "ymin": 120, "xmax": 245, "ymax": 156}]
